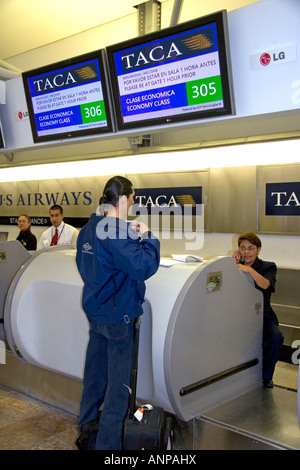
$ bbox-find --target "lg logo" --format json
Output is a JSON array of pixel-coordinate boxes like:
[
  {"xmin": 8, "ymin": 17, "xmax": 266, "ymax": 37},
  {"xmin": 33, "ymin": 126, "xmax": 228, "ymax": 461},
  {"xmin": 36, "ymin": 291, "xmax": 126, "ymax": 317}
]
[
  {"xmin": 259, "ymin": 51, "xmax": 286, "ymax": 66},
  {"xmin": 260, "ymin": 53, "xmax": 271, "ymax": 66}
]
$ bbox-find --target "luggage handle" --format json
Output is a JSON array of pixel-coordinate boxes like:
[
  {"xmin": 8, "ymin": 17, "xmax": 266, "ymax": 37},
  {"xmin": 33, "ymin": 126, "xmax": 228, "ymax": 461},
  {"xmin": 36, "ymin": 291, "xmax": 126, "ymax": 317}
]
[{"xmin": 128, "ymin": 317, "xmax": 141, "ymax": 418}]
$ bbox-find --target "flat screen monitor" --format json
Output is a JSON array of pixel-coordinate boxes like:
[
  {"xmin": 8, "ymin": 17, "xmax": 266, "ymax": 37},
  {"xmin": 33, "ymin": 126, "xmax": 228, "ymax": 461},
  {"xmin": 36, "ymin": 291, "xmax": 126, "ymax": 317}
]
[
  {"xmin": 22, "ymin": 50, "xmax": 114, "ymax": 143},
  {"xmin": 106, "ymin": 10, "xmax": 234, "ymax": 131}
]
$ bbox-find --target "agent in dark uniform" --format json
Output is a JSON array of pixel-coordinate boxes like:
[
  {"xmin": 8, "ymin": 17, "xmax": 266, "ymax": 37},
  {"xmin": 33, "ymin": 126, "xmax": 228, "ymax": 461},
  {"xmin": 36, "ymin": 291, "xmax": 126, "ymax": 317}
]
[
  {"xmin": 233, "ymin": 232, "xmax": 283, "ymax": 388},
  {"xmin": 16, "ymin": 214, "xmax": 37, "ymax": 251}
]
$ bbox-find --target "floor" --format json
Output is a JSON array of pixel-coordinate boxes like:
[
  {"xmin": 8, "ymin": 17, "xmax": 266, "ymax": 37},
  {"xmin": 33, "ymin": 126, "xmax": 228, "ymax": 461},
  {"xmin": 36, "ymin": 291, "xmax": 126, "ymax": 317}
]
[
  {"xmin": 0, "ymin": 361, "xmax": 298, "ymax": 450},
  {"xmin": 0, "ymin": 387, "xmax": 78, "ymax": 450},
  {"xmin": 273, "ymin": 360, "xmax": 298, "ymax": 391}
]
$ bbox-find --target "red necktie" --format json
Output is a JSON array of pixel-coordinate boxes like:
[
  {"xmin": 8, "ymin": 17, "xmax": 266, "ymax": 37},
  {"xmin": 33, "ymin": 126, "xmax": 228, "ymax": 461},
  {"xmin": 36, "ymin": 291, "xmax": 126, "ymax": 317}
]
[{"xmin": 51, "ymin": 228, "xmax": 59, "ymax": 246}]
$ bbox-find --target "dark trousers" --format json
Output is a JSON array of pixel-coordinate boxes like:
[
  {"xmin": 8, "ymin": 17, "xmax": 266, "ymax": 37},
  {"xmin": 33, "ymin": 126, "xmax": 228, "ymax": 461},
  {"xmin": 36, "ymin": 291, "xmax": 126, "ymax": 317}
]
[
  {"xmin": 262, "ymin": 319, "xmax": 284, "ymax": 382},
  {"xmin": 78, "ymin": 321, "xmax": 134, "ymax": 450}
]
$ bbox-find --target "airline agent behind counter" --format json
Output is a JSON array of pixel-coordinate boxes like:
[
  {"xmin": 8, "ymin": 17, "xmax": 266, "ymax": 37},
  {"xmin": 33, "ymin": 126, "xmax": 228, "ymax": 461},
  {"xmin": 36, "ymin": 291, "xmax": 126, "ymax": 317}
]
[
  {"xmin": 233, "ymin": 232, "xmax": 284, "ymax": 388},
  {"xmin": 37, "ymin": 204, "xmax": 79, "ymax": 250},
  {"xmin": 16, "ymin": 214, "xmax": 37, "ymax": 251}
]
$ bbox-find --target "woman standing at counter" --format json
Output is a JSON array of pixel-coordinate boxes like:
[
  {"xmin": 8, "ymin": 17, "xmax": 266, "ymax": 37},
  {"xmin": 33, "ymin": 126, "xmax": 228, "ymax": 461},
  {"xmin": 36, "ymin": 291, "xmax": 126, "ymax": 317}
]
[
  {"xmin": 233, "ymin": 232, "xmax": 283, "ymax": 388},
  {"xmin": 76, "ymin": 175, "xmax": 160, "ymax": 450},
  {"xmin": 16, "ymin": 214, "xmax": 37, "ymax": 251}
]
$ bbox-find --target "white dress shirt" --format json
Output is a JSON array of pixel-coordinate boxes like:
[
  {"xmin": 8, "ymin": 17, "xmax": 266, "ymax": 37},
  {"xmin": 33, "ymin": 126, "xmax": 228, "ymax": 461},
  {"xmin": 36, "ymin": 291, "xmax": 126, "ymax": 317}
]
[{"xmin": 37, "ymin": 222, "xmax": 79, "ymax": 250}]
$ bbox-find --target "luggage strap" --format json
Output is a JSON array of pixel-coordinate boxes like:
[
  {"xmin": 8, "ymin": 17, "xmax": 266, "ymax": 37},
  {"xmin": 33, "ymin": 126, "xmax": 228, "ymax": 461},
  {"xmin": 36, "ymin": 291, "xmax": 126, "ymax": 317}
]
[{"xmin": 128, "ymin": 317, "xmax": 141, "ymax": 418}]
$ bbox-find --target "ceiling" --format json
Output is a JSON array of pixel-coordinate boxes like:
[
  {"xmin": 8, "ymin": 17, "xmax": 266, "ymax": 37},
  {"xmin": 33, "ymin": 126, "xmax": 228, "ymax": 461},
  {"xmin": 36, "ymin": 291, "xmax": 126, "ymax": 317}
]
[
  {"xmin": 0, "ymin": 0, "xmax": 261, "ymax": 68},
  {"xmin": 0, "ymin": 0, "xmax": 149, "ymax": 62},
  {"xmin": 2, "ymin": 0, "xmax": 298, "ymax": 166}
]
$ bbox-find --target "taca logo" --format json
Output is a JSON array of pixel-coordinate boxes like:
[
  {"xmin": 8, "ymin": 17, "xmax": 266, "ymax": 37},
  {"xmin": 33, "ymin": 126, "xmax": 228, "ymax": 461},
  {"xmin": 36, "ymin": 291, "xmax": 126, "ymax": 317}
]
[
  {"xmin": 183, "ymin": 34, "xmax": 213, "ymax": 50},
  {"xmin": 133, "ymin": 186, "xmax": 201, "ymax": 213},
  {"xmin": 135, "ymin": 193, "xmax": 196, "ymax": 208},
  {"xmin": 121, "ymin": 42, "xmax": 183, "ymax": 70},
  {"xmin": 33, "ymin": 63, "xmax": 97, "ymax": 93},
  {"xmin": 34, "ymin": 71, "xmax": 77, "ymax": 93},
  {"xmin": 76, "ymin": 66, "xmax": 97, "ymax": 80}
]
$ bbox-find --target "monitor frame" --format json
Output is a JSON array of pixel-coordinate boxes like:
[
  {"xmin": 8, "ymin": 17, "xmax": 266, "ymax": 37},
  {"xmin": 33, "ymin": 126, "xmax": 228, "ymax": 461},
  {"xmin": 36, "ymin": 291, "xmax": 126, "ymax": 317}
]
[
  {"xmin": 106, "ymin": 10, "xmax": 235, "ymax": 131},
  {"xmin": 22, "ymin": 50, "xmax": 114, "ymax": 144}
]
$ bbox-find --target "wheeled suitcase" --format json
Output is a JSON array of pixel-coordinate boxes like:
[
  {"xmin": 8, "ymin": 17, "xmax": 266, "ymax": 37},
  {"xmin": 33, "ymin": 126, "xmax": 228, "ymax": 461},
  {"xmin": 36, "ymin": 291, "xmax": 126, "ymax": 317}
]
[
  {"xmin": 123, "ymin": 318, "xmax": 171, "ymax": 450},
  {"xmin": 123, "ymin": 405, "xmax": 170, "ymax": 450}
]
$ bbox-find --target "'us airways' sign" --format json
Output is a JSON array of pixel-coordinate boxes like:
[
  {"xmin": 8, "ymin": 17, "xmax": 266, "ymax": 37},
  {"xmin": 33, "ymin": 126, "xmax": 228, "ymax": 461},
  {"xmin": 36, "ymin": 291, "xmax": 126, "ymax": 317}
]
[{"xmin": 266, "ymin": 182, "xmax": 300, "ymax": 215}]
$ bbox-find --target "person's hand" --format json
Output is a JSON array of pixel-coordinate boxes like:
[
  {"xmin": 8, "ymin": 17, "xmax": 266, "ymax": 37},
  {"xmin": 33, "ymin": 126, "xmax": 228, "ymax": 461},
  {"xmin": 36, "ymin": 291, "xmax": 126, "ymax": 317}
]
[
  {"xmin": 232, "ymin": 250, "xmax": 242, "ymax": 264},
  {"xmin": 237, "ymin": 263, "xmax": 250, "ymax": 273},
  {"xmin": 130, "ymin": 221, "xmax": 149, "ymax": 235}
]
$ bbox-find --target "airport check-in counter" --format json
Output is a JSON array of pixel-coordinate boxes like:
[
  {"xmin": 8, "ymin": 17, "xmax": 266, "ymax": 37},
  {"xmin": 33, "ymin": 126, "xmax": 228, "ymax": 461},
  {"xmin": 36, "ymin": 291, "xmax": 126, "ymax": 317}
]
[
  {"xmin": 2, "ymin": 243, "xmax": 264, "ymax": 421},
  {"xmin": 0, "ymin": 241, "xmax": 31, "ymax": 341}
]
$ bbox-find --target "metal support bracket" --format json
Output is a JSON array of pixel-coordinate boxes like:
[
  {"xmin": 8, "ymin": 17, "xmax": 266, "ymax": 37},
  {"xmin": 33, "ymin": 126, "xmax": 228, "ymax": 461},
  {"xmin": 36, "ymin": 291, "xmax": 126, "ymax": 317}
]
[
  {"xmin": 3, "ymin": 152, "xmax": 13, "ymax": 162},
  {"xmin": 135, "ymin": 0, "xmax": 161, "ymax": 36},
  {"xmin": 128, "ymin": 134, "xmax": 153, "ymax": 148}
]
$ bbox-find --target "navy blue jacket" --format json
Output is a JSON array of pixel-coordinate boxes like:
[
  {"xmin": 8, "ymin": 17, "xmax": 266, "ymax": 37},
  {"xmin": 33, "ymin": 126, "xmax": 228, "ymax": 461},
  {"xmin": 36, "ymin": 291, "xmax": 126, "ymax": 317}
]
[
  {"xmin": 251, "ymin": 257, "xmax": 278, "ymax": 325},
  {"xmin": 76, "ymin": 214, "xmax": 160, "ymax": 325}
]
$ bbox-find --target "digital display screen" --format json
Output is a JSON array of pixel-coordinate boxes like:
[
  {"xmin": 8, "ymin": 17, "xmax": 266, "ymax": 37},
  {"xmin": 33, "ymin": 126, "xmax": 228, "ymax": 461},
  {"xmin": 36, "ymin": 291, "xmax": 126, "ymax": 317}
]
[
  {"xmin": 107, "ymin": 11, "xmax": 234, "ymax": 130},
  {"xmin": 22, "ymin": 51, "xmax": 113, "ymax": 143}
]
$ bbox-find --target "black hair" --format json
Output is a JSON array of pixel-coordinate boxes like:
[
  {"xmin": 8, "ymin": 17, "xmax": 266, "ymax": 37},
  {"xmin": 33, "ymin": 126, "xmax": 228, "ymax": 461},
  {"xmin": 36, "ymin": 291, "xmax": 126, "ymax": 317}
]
[
  {"xmin": 99, "ymin": 176, "xmax": 133, "ymax": 207},
  {"xmin": 238, "ymin": 232, "xmax": 262, "ymax": 249},
  {"xmin": 50, "ymin": 204, "xmax": 63, "ymax": 214}
]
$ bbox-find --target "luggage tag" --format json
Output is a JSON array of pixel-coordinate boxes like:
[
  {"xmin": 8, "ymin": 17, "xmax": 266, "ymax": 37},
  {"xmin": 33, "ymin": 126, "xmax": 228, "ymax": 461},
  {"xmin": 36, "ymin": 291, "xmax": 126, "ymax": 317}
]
[{"xmin": 134, "ymin": 404, "xmax": 153, "ymax": 422}]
